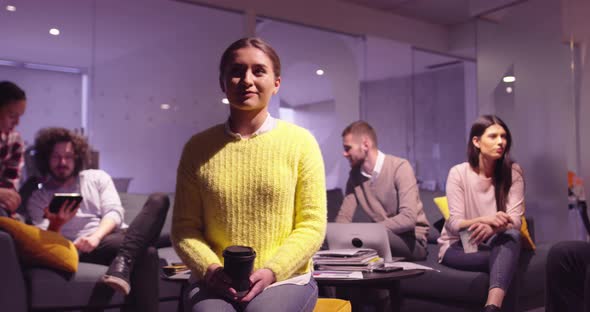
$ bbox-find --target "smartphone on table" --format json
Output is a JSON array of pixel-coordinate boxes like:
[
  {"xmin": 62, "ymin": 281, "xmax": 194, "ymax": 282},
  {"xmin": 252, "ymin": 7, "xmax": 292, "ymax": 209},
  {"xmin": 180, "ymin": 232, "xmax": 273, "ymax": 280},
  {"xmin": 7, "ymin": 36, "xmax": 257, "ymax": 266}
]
[
  {"xmin": 49, "ymin": 193, "xmax": 83, "ymax": 214},
  {"xmin": 373, "ymin": 266, "xmax": 403, "ymax": 273}
]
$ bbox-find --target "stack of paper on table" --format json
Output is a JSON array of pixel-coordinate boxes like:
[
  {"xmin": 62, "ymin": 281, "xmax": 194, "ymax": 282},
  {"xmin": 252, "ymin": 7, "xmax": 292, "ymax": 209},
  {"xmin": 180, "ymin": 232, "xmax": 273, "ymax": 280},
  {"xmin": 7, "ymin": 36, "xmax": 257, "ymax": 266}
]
[
  {"xmin": 313, "ymin": 248, "xmax": 384, "ymax": 272},
  {"xmin": 312, "ymin": 271, "xmax": 364, "ymax": 279}
]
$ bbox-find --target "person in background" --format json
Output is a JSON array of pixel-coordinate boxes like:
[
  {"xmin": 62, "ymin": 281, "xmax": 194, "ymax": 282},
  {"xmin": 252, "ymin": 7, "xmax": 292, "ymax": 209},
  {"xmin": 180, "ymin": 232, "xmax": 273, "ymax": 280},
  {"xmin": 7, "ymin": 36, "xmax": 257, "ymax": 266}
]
[
  {"xmin": 0, "ymin": 81, "xmax": 26, "ymax": 218},
  {"xmin": 438, "ymin": 115, "xmax": 524, "ymax": 312},
  {"xmin": 336, "ymin": 120, "xmax": 430, "ymax": 261},
  {"xmin": 172, "ymin": 37, "xmax": 327, "ymax": 312},
  {"xmin": 27, "ymin": 127, "xmax": 169, "ymax": 312},
  {"xmin": 546, "ymin": 241, "xmax": 590, "ymax": 312}
]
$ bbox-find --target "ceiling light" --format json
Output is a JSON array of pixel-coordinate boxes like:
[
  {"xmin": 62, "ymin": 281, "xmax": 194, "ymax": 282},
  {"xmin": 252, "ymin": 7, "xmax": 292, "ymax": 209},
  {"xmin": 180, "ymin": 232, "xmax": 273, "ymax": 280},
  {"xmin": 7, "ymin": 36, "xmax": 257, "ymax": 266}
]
[
  {"xmin": 316, "ymin": 69, "xmax": 325, "ymax": 76},
  {"xmin": 502, "ymin": 75, "xmax": 515, "ymax": 83},
  {"xmin": 49, "ymin": 28, "xmax": 60, "ymax": 36},
  {"xmin": 160, "ymin": 104, "xmax": 170, "ymax": 110},
  {"xmin": 0, "ymin": 59, "xmax": 19, "ymax": 67},
  {"xmin": 6, "ymin": 5, "xmax": 16, "ymax": 12},
  {"xmin": 222, "ymin": 98, "xmax": 229, "ymax": 104},
  {"xmin": 23, "ymin": 63, "xmax": 81, "ymax": 73},
  {"xmin": 506, "ymin": 87, "xmax": 513, "ymax": 94}
]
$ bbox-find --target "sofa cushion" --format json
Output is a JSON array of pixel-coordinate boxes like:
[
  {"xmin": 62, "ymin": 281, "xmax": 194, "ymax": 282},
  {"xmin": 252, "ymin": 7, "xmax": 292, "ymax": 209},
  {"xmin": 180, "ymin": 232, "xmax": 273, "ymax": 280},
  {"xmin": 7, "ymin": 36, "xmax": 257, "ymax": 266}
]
[
  {"xmin": 514, "ymin": 243, "xmax": 550, "ymax": 309},
  {"xmin": 400, "ymin": 243, "xmax": 548, "ymax": 308},
  {"xmin": 0, "ymin": 217, "xmax": 79, "ymax": 272},
  {"xmin": 25, "ymin": 262, "xmax": 126, "ymax": 309},
  {"xmin": 399, "ymin": 244, "xmax": 489, "ymax": 304},
  {"xmin": 433, "ymin": 196, "xmax": 450, "ymax": 219},
  {"xmin": 0, "ymin": 230, "xmax": 28, "ymax": 312},
  {"xmin": 419, "ymin": 190, "xmax": 445, "ymax": 243}
]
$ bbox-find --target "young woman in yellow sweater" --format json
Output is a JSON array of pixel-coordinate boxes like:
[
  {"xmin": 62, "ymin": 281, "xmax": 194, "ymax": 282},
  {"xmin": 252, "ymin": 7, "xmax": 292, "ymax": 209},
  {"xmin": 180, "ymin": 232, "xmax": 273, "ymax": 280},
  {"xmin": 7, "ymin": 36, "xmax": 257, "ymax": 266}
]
[{"xmin": 171, "ymin": 37, "xmax": 327, "ymax": 312}]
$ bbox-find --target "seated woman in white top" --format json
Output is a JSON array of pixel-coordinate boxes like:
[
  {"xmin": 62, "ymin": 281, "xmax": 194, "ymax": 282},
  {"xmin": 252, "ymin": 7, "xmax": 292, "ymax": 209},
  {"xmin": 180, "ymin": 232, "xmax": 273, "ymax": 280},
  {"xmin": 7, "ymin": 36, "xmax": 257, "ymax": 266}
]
[{"xmin": 437, "ymin": 115, "xmax": 524, "ymax": 312}]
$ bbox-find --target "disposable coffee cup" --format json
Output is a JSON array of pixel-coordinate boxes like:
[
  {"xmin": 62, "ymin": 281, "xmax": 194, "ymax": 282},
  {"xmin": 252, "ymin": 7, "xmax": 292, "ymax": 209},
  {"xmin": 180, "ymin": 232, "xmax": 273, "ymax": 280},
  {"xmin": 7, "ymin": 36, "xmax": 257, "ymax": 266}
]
[
  {"xmin": 223, "ymin": 245, "xmax": 256, "ymax": 297},
  {"xmin": 459, "ymin": 230, "xmax": 478, "ymax": 254}
]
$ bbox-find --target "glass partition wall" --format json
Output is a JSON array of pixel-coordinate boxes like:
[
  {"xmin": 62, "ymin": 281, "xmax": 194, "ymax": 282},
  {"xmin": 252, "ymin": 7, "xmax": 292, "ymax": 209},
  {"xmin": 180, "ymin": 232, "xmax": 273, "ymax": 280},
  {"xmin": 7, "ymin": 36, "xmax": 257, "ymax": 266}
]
[
  {"xmin": 1, "ymin": 0, "xmax": 481, "ymax": 208},
  {"xmin": 477, "ymin": 0, "xmax": 579, "ymax": 241},
  {"xmin": 0, "ymin": 0, "xmax": 245, "ymax": 193},
  {"xmin": 256, "ymin": 18, "xmax": 363, "ymax": 191},
  {"xmin": 90, "ymin": 0, "xmax": 244, "ymax": 193},
  {"xmin": 360, "ymin": 37, "xmax": 476, "ymax": 195},
  {"xmin": 0, "ymin": 0, "xmax": 477, "ymax": 208}
]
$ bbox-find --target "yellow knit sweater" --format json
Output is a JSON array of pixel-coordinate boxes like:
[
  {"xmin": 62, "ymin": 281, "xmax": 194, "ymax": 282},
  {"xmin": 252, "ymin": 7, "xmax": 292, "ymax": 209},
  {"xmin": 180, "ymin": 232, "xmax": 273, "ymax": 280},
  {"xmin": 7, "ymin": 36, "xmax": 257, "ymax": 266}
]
[{"xmin": 171, "ymin": 120, "xmax": 327, "ymax": 281}]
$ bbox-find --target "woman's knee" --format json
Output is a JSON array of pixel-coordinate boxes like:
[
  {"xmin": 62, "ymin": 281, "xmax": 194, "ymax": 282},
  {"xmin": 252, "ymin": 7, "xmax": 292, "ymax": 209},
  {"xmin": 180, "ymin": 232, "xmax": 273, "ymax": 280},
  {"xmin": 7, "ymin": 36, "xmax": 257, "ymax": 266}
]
[
  {"xmin": 548, "ymin": 241, "xmax": 589, "ymax": 267},
  {"xmin": 185, "ymin": 283, "xmax": 236, "ymax": 312},
  {"xmin": 499, "ymin": 229, "xmax": 521, "ymax": 244},
  {"xmin": 145, "ymin": 193, "xmax": 170, "ymax": 213}
]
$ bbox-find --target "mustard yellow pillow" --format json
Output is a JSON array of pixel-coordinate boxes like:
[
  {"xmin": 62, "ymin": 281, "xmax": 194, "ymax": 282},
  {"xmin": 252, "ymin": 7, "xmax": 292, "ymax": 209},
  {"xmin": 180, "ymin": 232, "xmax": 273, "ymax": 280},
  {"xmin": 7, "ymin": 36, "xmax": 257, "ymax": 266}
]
[
  {"xmin": 433, "ymin": 197, "xmax": 536, "ymax": 250},
  {"xmin": 434, "ymin": 196, "xmax": 450, "ymax": 220},
  {"xmin": 520, "ymin": 216, "xmax": 536, "ymax": 250},
  {"xmin": 0, "ymin": 217, "xmax": 78, "ymax": 272}
]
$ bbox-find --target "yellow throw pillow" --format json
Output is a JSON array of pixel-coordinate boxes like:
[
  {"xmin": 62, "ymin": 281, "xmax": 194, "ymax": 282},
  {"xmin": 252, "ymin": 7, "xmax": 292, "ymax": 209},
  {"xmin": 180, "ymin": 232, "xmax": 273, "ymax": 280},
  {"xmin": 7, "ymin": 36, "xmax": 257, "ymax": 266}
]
[
  {"xmin": 432, "ymin": 197, "xmax": 536, "ymax": 250},
  {"xmin": 433, "ymin": 196, "xmax": 450, "ymax": 220},
  {"xmin": 0, "ymin": 217, "xmax": 78, "ymax": 272},
  {"xmin": 520, "ymin": 216, "xmax": 536, "ymax": 250}
]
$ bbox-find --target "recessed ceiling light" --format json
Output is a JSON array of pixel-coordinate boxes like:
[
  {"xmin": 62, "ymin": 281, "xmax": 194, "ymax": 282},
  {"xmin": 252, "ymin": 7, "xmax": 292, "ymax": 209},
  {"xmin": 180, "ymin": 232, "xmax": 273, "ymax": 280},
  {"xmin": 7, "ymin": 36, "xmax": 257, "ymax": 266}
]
[
  {"xmin": 49, "ymin": 28, "xmax": 60, "ymax": 36},
  {"xmin": 502, "ymin": 75, "xmax": 515, "ymax": 83},
  {"xmin": 6, "ymin": 5, "xmax": 16, "ymax": 12},
  {"xmin": 160, "ymin": 103, "xmax": 170, "ymax": 110},
  {"xmin": 316, "ymin": 69, "xmax": 325, "ymax": 76},
  {"xmin": 506, "ymin": 86, "xmax": 513, "ymax": 94},
  {"xmin": 222, "ymin": 98, "xmax": 229, "ymax": 104}
]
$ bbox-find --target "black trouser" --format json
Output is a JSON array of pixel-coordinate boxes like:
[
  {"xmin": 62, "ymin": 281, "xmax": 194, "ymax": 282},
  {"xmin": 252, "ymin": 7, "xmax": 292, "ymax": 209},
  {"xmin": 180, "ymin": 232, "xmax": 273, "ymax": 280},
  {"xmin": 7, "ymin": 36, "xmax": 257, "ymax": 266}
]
[
  {"xmin": 387, "ymin": 231, "xmax": 428, "ymax": 261},
  {"xmin": 79, "ymin": 193, "xmax": 170, "ymax": 312},
  {"xmin": 546, "ymin": 241, "xmax": 590, "ymax": 312}
]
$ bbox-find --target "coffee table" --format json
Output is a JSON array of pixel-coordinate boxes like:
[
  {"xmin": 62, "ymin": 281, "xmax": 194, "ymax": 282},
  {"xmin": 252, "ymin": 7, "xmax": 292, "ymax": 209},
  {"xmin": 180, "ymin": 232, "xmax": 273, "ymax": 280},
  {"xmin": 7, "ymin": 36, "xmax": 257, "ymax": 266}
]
[{"xmin": 316, "ymin": 269, "xmax": 425, "ymax": 312}]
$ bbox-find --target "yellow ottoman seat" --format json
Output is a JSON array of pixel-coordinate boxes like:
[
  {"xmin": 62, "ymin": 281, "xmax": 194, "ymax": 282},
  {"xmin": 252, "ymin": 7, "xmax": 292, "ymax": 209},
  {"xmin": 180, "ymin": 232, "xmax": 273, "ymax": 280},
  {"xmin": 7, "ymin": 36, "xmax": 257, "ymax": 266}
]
[{"xmin": 313, "ymin": 298, "xmax": 352, "ymax": 312}]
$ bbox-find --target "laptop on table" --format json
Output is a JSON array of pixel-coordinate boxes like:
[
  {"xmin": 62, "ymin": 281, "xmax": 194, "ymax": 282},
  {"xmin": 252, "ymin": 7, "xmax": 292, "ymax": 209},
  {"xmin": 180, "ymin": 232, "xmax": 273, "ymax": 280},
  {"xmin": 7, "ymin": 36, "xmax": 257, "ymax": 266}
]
[{"xmin": 326, "ymin": 222, "xmax": 402, "ymax": 263}]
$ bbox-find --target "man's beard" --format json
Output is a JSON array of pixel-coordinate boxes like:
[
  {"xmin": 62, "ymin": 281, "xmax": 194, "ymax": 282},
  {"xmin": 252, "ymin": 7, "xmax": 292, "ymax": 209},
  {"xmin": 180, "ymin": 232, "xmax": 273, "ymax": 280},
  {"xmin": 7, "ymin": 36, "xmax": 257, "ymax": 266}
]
[
  {"xmin": 350, "ymin": 149, "xmax": 368, "ymax": 168},
  {"xmin": 49, "ymin": 168, "xmax": 74, "ymax": 183}
]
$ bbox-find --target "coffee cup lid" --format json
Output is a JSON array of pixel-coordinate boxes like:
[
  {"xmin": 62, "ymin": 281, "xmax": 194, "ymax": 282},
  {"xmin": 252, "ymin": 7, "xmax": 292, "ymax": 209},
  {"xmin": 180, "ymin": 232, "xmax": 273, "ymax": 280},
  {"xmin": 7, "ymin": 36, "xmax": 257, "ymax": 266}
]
[{"xmin": 223, "ymin": 245, "xmax": 255, "ymax": 256}]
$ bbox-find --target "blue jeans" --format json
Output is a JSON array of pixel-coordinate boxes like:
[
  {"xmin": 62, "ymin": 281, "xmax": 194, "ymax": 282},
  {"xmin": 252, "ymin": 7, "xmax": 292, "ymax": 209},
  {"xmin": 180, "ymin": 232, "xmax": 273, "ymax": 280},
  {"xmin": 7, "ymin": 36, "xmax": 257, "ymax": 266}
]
[
  {"xmin": 185, "ymin": 277, "xmax": 318, "ymax": 312},
  {"xmin": 442, "ymin": 229, "xmax": 521, "ymax": 291}
]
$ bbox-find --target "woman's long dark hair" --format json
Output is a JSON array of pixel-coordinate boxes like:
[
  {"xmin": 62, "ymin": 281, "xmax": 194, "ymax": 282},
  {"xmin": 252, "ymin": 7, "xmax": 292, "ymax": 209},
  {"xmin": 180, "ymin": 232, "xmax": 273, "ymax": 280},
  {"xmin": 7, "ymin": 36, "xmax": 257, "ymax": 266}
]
[{"xmin": 467, "ymin": 115, "xmax": 518, "ymax": 212}]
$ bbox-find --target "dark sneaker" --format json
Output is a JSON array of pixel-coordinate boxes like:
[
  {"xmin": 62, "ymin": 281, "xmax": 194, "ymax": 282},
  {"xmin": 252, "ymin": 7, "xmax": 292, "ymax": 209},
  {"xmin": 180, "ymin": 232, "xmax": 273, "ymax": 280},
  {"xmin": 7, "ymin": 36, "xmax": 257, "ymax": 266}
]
[
  {"xmin": 102, "ymin": 255, "xmax": 132, "ymax": 295},
  {"xmin": 482, "ymin": 304, "xmax": 501, "ymax": 312}
]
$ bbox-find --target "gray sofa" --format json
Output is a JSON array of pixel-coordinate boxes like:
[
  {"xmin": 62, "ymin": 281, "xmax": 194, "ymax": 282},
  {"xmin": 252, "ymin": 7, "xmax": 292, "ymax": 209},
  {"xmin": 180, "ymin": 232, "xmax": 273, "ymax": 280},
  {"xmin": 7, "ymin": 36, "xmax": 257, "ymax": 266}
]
[
  {"xmin": 2, "ymin": 188, "xmax": 549, "ymax": 311},
  {"xmin": 0, "ymin": 192, "xmax": 184, "ymax": 312},
  {"xmin": 326, "ymin": 188, "xmax": 548, "ymax": 312},
  {"xmin": 398, "ymin": 230, "xmax": 548, "ymax": 312}
]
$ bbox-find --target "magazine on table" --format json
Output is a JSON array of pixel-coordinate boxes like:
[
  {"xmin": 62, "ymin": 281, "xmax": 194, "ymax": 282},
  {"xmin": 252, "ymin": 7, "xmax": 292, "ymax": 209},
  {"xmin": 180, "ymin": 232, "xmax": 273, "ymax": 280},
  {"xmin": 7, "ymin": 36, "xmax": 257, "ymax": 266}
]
[{"xmin": 313, "ymin": 270, "xmax": 364, "ymax": 279}]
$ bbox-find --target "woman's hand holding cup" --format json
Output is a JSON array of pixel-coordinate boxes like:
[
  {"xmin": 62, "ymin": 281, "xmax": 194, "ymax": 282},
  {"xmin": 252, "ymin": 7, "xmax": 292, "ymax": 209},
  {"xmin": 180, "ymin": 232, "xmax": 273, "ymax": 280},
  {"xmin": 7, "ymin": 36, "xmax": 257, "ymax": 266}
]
[
  {"xmin": 239, "ymin": 268, "xmax": 276, "ymax": 303},
  {"xmin": 204, "ymin": 264, "xmax": 237, "ymax": 301}
]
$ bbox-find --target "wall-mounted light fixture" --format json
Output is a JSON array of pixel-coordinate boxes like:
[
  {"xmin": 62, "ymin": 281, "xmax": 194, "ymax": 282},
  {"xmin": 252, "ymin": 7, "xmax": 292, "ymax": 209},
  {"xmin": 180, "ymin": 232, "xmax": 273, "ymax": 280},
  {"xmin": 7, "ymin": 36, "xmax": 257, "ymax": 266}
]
[{"xmin": 502, "ymin": 75, "xmax": 515, "ymax": 83}]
